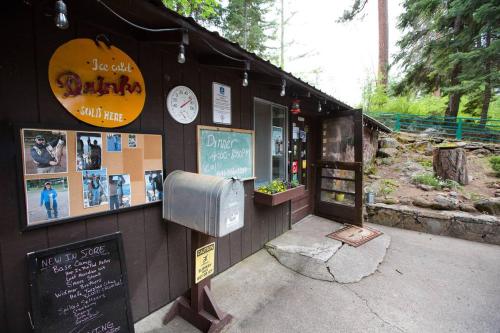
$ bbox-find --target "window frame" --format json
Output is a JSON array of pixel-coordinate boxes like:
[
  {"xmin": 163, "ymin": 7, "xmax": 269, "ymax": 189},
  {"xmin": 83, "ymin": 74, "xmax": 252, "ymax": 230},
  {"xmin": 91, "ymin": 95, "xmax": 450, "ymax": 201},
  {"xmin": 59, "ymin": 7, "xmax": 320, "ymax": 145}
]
[{"xmin": 253, "ymin": 97, "xmax": 289, "ymax": 187}]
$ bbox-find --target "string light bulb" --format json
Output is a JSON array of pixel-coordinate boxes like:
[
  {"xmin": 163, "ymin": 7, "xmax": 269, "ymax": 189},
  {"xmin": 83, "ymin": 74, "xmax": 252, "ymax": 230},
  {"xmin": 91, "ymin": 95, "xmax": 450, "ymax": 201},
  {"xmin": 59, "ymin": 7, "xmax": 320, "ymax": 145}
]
[
  {"xmin": 242, "ymin": 71, "xmax": 249, "ymax": 87},
  {"xmin": 280, "ymin": 79, "xmax": 286, "ymax": 97},
  {"xmin": 54, "ymin": 0, "xmax": 69, "ymax": 30},
  {"xmin": 177, "ymin": 44, "xmax": 186, "ymax": 64},
  {"xmin": 318, "ymin": 101, "xmax": 322, "ymax": 112}
]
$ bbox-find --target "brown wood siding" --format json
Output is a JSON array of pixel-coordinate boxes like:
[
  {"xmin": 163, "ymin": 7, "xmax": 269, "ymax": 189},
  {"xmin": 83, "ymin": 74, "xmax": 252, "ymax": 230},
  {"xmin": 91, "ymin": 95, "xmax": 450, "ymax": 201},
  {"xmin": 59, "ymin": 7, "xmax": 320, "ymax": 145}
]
[{"xmin": 0, "ymin": 4, "xmax": 292, "ymax": 331}]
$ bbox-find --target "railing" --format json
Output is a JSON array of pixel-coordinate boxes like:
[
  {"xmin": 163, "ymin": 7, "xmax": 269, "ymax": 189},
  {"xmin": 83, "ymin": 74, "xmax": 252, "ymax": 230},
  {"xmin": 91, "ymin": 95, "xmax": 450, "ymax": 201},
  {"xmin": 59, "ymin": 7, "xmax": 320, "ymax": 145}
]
[{"xmin": 366, "ymin": 112, "xmax": 500, "ymax": 143}]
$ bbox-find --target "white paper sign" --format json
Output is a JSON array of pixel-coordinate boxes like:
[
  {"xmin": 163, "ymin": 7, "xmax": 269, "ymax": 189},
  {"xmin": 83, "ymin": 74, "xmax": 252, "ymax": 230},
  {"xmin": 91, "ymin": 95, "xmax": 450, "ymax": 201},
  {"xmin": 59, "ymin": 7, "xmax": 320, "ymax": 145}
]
[{"xmin": 213, "ymin": 82, "xmax": 231, "ymax": 125}]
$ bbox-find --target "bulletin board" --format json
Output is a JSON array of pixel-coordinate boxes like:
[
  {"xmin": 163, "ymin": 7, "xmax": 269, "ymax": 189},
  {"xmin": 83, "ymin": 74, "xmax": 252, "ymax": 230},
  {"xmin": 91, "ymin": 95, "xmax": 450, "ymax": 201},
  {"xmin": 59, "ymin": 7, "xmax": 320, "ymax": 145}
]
[{"xmin": 17, "ymin": 126, "xmax": 163, "ymax": 230}]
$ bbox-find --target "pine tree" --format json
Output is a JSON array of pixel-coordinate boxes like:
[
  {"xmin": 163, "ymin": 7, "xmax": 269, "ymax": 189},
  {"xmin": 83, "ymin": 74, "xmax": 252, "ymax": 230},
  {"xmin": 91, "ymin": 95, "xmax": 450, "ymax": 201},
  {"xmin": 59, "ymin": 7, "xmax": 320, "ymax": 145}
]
[
  {"xmin": 161, "ymin": 0, "xmax": 221, "ymax": 25},
  {"xmin": 222, "ymin": 0, "xmax": 277, "ymax": 58},
  {"xmin": 162, "ymin": 0, "xmax": 278, "ymax": 61},
  {"xmin": 394, "ymin": 0, "xmax": 499, "ymax": 119}
]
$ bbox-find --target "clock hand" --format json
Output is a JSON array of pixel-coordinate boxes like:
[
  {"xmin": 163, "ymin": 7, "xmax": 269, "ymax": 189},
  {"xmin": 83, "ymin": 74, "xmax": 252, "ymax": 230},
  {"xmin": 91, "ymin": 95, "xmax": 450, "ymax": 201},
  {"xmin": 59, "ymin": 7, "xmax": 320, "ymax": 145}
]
[{"xmin": 180, "ymin": 98, "xmax": 192, "ymax": 108}]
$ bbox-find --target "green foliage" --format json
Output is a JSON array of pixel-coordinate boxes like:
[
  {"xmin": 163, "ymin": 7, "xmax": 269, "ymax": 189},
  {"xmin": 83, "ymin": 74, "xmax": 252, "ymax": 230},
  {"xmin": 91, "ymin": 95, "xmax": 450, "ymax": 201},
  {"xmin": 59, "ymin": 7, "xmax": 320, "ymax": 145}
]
[
  {"xmin": 361, "ymin": 76, "xmax": 445, "ymax": 115},
  {"xmin": 161, "ymin": 0, "xmax": 277, "ymax": 60},
  {"xmin": 362, "ymin": 78, "xmax": 500, "ymax": 118},
  {"xmin": 417, "ymin": 159, "xmax": 433, "ymax": 168},
  {"xmin": 364, "ymin": 163, "xmax": 378, "ymax": 175},
  {"xmin": 412, "ymin": 173, "xmax": 440, "ymax": 188},
  {"xmin": 380, "ymin": 179, "xmax": 399, "ymax": 198},
  {"xmin": 337, "ymin": 0, "xmax": 368, "ymax": 22},
  {"xmin": 394, "ymin": 0, "xmax": 500, "ymax": 118},
  {"xmin": 257, "ymin": 179, "xmax": 286, "ymax": 194},
  {"xmin": 161, "ymin": 0, "xmax": 221, "ymax": 23},
  {"xmin": 412, "ymin": 173, "xmax": 461, "ymax": 190},
  {"xmin": 222, "ymin": 0, "xmax": 277, "ymax": 57},
  {"xmin": 489, "ymin": 156, "xmax": 500, "ymax": 176},
  {"xmin": 257, "ymin": 179, "xmax": 299, "ymax": 195}
]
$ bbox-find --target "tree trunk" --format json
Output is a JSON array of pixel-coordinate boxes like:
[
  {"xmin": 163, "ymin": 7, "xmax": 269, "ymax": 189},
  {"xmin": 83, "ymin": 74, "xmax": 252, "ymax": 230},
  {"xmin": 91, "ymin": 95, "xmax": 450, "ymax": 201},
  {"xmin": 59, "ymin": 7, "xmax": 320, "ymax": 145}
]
[
  {"xmin": 433, "ymin": 147, "xmax": 468, "ymax": 185},
  {"xmin": 377, "ymin": 0, "xmax": 388, "ymax": 86},
  {"xmin": 480, "ymin": 30, "xmax": 492, "ymax": 128},
  {"xmin": 280, "ymin": 0, "xmax": 284, "ymax": 69},
  {"xmin": 445, "ymin": 62, "xmax": 461, "ymax": 118},
  {"xmin": 445, "ymin": 15, "xmax": 463, "ymax": 119}
]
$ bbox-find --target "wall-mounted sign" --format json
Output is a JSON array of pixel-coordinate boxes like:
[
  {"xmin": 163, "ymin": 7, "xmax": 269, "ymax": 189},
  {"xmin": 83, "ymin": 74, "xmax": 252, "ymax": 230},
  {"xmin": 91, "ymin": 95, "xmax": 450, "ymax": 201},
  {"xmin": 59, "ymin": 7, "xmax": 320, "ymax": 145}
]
[
  {"xmin": 195, "ymin": 242, "xmax": 215, "ymax": 283},
  {"xmin": 197, "ymin": 125, "xmax": 254, "ymax": 180},
  {"xmin": 27, "ymin": 233, "xmax": 134, "ymax": 333},
  {"xmin": 212, "ymin": 82, "xmax": 231, "ymax": 125},
  {"xmin": 48, "ymin": 38, "xmax": 146, "ymax": 128}
]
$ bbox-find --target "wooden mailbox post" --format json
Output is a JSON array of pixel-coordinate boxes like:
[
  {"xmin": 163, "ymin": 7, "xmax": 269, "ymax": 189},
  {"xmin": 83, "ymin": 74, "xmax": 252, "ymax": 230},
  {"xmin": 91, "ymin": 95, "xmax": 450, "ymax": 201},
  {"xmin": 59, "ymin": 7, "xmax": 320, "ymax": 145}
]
[{"xmin": 163, "ymin": 231, "xmax": 232, "ymax": 332}]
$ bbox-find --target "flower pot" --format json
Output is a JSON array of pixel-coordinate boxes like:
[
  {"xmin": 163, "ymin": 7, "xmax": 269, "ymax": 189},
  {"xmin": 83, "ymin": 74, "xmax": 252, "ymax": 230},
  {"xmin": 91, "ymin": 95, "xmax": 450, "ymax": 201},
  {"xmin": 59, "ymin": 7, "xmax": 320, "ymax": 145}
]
[
  {"xmin": 254, "ymin": 185, "xmax": 305, "ymax": 206},
  {"xmin": 335, "ymin": 193, "xmax": 345, "ymax": 202}
]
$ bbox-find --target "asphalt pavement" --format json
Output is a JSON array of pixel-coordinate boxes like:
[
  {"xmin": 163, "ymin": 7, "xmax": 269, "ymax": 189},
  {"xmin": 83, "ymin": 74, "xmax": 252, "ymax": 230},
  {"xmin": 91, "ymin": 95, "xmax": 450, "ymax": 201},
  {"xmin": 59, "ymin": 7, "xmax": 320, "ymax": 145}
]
[{"xmin": 135, "ymin": 221, "xmax": 500, "ymax": 333}]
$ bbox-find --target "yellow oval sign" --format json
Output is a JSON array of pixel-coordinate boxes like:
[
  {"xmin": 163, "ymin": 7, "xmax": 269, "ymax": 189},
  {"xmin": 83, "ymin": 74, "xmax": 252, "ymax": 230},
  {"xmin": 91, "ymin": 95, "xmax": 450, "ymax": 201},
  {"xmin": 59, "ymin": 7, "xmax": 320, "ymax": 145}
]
[{"xmin": 48, "ymin": 38, "xmax": 146, "ymax": 128}]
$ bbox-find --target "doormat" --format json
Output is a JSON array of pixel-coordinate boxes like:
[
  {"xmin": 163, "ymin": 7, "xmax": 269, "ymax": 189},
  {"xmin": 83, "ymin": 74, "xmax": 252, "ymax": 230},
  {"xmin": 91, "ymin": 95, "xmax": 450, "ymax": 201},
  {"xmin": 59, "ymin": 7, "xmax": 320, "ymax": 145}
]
[{"xmin": 326, "ymin": 224, "xmax": 382, "ymax": 247}]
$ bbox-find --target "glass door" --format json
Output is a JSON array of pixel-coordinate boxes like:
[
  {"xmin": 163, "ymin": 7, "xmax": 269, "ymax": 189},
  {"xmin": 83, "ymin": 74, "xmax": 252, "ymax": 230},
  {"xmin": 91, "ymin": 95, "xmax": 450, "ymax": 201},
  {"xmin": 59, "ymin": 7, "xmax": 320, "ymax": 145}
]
[{"xmin": 315, "ymin": 110, "xmax": 363, "ymax": 226}]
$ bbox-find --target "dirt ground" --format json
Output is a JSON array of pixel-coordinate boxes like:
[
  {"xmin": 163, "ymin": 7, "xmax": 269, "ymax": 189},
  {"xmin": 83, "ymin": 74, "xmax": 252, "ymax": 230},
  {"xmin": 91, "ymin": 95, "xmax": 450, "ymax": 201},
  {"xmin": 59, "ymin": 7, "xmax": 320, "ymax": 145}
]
[{"xmin": 365, "ymin": 136, "xmax": 498, "ymax": 208}]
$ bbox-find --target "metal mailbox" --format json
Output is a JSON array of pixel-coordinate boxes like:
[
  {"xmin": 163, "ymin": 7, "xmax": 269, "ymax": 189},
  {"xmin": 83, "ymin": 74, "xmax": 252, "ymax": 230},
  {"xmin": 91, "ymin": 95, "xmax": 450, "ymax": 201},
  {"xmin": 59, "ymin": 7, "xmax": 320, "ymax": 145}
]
[{"xmin": 163, "ymin": 170, "xmax": 245, "ymax": 237}]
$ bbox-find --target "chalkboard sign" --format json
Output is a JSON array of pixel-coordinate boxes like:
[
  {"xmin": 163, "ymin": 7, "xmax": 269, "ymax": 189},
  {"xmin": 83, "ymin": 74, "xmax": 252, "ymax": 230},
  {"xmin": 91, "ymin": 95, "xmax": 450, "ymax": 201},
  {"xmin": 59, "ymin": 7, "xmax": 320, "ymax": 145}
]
[
  {"xmin": 27, "ymin": 233, "xmax": 134, "ymax": 333},
  {"xmin": 197, "ymin": 125, "xmax": 254, "ymax": 180}
]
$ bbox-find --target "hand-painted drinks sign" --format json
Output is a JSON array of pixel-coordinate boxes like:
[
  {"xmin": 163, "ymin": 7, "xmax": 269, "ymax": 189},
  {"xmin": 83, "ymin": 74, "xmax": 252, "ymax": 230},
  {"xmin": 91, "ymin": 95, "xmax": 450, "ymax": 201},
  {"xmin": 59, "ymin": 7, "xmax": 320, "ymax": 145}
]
[{"xmin": 48, "ymin": 38, "xmax": 146, "ymax": 128}]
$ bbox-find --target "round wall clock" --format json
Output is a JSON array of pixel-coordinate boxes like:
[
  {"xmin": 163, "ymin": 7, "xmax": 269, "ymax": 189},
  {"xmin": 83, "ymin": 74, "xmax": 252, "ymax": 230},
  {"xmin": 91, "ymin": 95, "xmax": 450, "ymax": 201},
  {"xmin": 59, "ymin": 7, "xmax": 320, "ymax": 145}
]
[{"xmin": 166, "ymin": 85, "xmax": 199, "ymax": 124}]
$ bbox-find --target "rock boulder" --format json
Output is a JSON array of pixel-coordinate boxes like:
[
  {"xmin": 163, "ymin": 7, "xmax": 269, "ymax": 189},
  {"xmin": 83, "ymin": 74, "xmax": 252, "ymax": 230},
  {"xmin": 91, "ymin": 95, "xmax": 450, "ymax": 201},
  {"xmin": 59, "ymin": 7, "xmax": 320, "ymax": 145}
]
[{"xmin": 474, "ymin": 198, "xmax": 500, "ymax": 215}]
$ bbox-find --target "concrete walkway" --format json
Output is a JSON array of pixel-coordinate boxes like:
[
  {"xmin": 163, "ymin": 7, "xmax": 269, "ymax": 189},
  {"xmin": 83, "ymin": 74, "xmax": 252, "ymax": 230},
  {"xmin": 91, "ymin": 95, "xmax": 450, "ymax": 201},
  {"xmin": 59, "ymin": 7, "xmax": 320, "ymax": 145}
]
[{"xmin": 135, "ymin": 219, "xmax": 500, "ymax": 333}]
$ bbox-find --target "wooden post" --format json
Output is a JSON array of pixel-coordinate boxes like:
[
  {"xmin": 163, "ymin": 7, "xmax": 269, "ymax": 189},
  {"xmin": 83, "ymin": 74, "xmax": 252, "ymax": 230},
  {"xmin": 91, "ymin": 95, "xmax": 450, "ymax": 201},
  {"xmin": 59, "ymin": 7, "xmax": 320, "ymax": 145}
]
[
  {"xmin": 433, "ymin": 147, "xmax": 468, "ymax": 185},
  {"xmin": 163, "ymin": 230, "xmax": 232, "ymax": 332}
]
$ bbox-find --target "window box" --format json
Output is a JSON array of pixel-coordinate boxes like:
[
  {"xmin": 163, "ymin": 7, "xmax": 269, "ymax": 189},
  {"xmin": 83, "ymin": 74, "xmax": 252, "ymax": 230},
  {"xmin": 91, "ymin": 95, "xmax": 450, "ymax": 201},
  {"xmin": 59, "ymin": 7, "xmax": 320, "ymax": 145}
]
[{"xmin": 254, "ymin": 185, "xmax": 305, "ymax": 206}]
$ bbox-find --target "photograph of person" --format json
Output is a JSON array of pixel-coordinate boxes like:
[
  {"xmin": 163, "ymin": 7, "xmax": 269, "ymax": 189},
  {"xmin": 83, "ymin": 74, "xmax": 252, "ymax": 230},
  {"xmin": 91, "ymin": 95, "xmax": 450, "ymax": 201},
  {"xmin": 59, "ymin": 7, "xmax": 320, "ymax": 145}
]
[
  {"xmin": 82, "ymin": 169, "xmax": 109, "ymax": 208},
  {"xmin": 106, "ymin": 133, "xmax": 122, "ymax": 152},
  {"xmin": 144, "ymin": 170, "xmax": 163, "ymax": 202},
  {"xmin": 109, "ymin": 174, "xmax": 131, "ymax": 210},
  {"xmin": 25, "ymin": 177, "xmax": 69, "ymax": 225},
  {"xmin": 128, "ymin": 134, "xmax": 137, "ymax": 148},
  {"xmin": 23, "ymin": 129, "xmax": 67, "ymax": 175},
  {"xmin": 76, "ymin": 132, "xmax": 102, "ymax": 171}
]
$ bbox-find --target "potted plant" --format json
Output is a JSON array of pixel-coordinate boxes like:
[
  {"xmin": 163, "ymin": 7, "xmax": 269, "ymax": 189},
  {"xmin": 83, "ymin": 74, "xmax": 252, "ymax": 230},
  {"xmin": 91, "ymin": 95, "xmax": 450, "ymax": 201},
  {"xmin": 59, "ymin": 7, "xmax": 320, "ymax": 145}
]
[
  {"xmin": 334, "ymin": 193, "xmax": 345, "ymax": 202},
  {"xmin": 254, "ymin": 179, "xmax": 305, "ymax": 206}
]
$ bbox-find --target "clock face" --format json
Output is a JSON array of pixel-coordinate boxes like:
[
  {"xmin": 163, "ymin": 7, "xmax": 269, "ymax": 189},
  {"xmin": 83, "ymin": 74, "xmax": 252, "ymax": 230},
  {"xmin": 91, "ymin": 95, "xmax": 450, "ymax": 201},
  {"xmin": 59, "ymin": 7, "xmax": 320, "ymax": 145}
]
[{"xmin": 166, "ymin": 86, "xmax": 199, "ymax": 124}]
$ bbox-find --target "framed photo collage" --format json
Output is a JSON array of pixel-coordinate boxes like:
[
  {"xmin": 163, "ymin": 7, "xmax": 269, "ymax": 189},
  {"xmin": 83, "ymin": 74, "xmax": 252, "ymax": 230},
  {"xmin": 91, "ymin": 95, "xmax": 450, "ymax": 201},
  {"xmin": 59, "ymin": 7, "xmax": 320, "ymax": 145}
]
[{"xmin": 19, "ymin": 127, "xmax": 163, "ymax": 229}]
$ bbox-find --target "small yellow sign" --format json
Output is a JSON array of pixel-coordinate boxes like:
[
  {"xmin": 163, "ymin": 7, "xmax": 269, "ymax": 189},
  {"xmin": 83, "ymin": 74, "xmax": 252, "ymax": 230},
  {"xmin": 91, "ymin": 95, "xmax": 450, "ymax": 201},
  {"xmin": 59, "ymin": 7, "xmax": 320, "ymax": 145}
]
[{"xmin": 195, "ymin": 242, "xmax": 216, "ymax": 284}]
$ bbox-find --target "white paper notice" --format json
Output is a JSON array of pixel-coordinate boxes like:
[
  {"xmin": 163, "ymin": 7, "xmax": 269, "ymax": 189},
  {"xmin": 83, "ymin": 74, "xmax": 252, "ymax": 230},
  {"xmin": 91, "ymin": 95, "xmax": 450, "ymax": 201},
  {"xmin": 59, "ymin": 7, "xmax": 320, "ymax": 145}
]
[{"xmin": 213, "ymin": 82, "xmax": 231, "ymax": 125}]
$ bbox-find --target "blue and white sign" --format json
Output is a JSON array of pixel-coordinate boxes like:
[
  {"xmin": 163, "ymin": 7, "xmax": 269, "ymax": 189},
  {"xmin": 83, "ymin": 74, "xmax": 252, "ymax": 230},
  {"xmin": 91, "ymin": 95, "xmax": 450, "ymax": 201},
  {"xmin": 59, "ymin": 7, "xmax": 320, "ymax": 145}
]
[{"xmin": 213, "ymin": 82, "xmax": 231, "ymax": 125}]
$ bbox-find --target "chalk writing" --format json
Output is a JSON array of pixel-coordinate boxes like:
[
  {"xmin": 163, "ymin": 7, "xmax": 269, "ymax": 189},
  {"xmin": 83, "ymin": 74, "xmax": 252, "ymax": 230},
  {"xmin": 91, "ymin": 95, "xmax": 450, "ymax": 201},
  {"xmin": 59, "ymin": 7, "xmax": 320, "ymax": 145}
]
[
  {"xmin": 199, "ymin": 128, "xmax": 253, "ymax": 180},
  {"xmin": 28, "ymin": 235, "xmax": 132, "ymax": 332}
]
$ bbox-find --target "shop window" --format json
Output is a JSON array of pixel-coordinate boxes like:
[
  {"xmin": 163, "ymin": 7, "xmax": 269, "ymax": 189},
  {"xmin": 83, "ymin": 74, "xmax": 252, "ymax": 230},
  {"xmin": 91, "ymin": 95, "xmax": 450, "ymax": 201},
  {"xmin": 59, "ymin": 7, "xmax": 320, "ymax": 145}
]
[{"xmin": 254, "ymin": 99, "xmax": 287, "ymax": 187}]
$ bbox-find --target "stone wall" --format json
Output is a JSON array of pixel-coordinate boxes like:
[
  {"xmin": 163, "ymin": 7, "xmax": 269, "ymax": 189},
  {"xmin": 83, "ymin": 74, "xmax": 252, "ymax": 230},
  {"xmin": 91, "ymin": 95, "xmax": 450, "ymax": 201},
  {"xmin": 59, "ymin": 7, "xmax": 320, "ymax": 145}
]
[{"xmin": 366, "ymin": 203, "xmax": 500, "ymax": 245}]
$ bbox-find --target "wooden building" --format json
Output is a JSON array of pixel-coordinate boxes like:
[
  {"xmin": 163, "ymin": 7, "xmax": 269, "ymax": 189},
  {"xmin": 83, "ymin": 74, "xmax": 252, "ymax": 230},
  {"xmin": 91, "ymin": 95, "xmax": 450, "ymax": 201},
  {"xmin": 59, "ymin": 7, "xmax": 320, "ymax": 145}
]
[{"xmin": 0, "ymin": 1, "xmax": 366, "ymax": 331}]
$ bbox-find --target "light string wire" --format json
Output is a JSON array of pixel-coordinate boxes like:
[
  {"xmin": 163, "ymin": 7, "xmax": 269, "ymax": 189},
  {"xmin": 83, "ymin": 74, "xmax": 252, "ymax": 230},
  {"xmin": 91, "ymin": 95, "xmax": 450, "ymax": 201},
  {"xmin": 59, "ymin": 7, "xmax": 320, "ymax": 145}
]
[
  {"xmin": 97, "ymin": 0, "xmax": 183, "ymax": 32},
  {"xmin": 97, "ymin": 0, "xmax": 248, "ymax": 64},
  {"xmin": 96, "ymin": 0, "xmax": 335, "ymax": 106}
]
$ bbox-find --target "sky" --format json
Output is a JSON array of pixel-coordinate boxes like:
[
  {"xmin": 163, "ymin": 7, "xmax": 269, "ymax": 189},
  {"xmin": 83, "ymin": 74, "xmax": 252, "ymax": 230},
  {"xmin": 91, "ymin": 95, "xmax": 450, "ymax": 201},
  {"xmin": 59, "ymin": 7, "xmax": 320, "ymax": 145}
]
[{"xmin": 277, "ymin": 0, "xmax": 403, "ymax": 107}]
